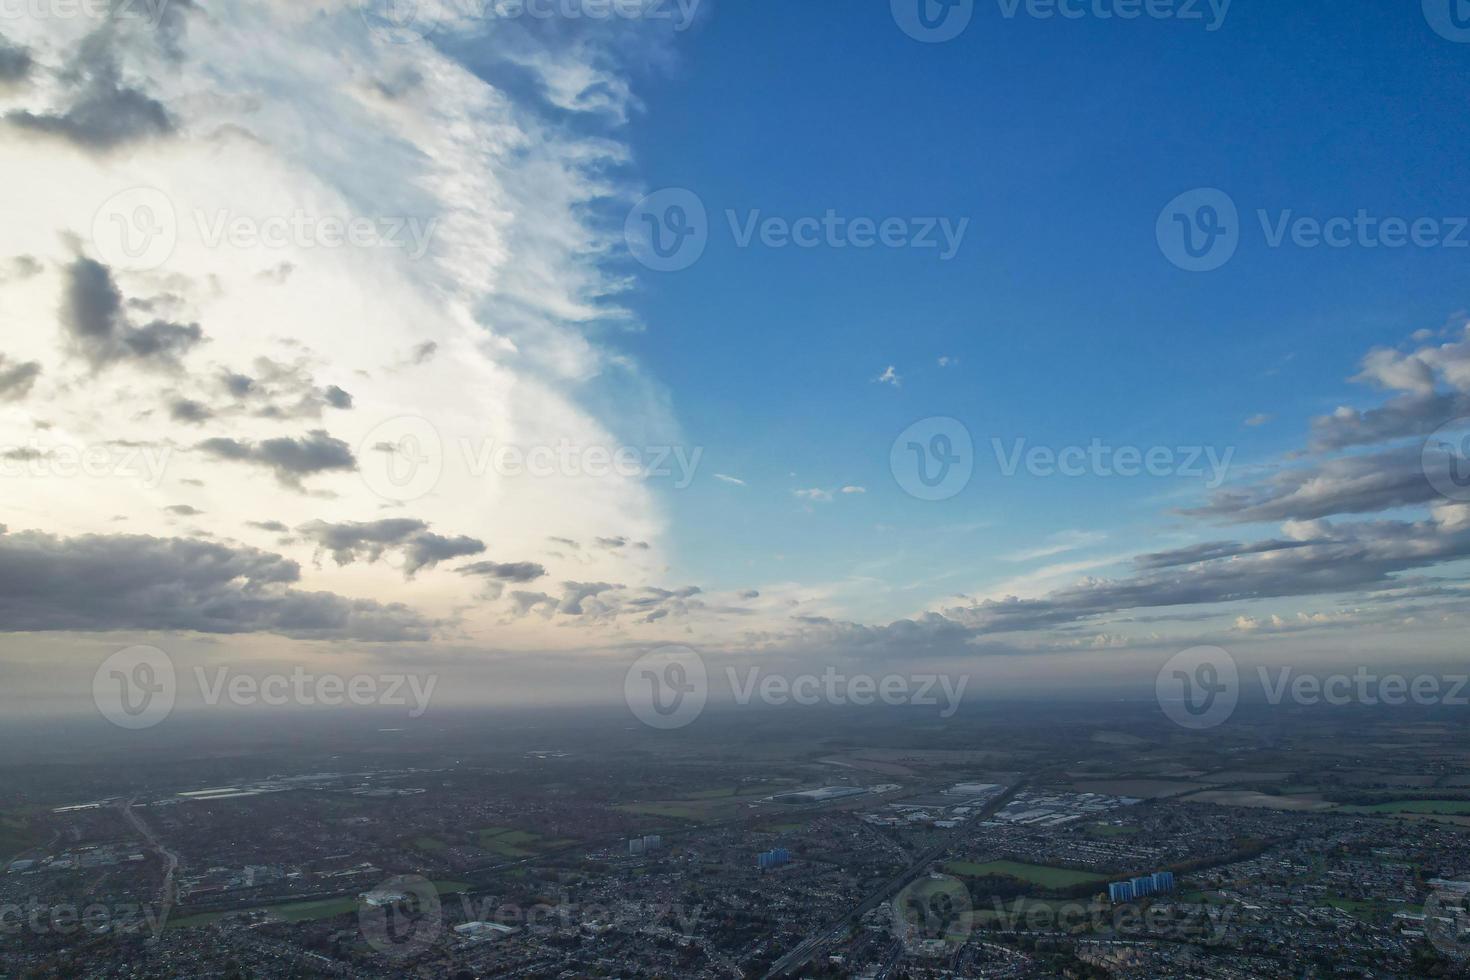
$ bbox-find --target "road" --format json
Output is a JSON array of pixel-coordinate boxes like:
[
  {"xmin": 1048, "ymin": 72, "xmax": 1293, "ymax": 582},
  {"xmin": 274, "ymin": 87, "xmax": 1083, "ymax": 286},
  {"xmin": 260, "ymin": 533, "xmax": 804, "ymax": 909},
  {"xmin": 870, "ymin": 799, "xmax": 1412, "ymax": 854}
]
[
  {"xmin": 762, "ymin": 779, "xmax": 1028, "ymax": 978},
  {"xmin": 118, "ymin": 798, "xmax": 179, "ymax": 923}
]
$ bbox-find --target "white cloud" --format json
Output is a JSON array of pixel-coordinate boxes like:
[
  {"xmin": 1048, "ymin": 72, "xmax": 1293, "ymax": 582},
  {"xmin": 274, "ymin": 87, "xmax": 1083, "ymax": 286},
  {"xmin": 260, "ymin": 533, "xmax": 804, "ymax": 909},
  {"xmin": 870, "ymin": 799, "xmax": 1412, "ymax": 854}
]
[{"xmin": 0, "ymin": 4, "xmax": 682, "ymax": 651}]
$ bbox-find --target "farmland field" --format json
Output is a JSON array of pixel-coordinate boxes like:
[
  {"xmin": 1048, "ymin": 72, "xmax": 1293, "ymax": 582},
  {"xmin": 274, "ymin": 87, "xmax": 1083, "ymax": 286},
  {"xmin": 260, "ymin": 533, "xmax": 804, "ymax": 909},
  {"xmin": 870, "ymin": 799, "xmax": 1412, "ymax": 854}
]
[{"xmin": 944, "ymin": 860, "xmax": 1107, "ymax": 889}]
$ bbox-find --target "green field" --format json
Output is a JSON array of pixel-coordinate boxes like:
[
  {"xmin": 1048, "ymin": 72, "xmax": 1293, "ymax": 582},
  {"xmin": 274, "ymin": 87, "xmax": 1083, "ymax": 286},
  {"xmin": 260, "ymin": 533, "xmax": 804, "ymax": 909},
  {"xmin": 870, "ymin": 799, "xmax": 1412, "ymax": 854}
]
[
  {"xmin": 1340, "ymin": 800, "xmax": 1470, "ymax": 815},
  {"xmin": 1086, "ymin": 823, "xmax": 1139, "ymax": 838},
  {"xmin": 943, "ymin": 860, "xmax": 1107, "ymax": 889},
  {"xmin": 614, "ymin": 802, "xmax": 704, "ymax": 821},
  {"xmin": 477, "ymin": 828, "xmax": 542, "ymax": 857},
  {"xmin": 412, "ymin": 836, "xmax": 448, "ymax": 853},
  {"xmin": 0, "ymin": 808, "xmax": 43, "ymax": 857}
]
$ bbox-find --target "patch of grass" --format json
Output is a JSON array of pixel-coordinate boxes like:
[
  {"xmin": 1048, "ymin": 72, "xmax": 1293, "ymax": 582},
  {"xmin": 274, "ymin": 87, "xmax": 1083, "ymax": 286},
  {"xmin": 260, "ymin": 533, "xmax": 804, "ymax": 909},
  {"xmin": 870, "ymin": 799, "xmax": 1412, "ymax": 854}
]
[
  {"xmin": 0, "ymin": 808, "xmax": 43, "ymax": 857},
  {"xmin": 614, "ymin": 803, "xmax": 704, "ymax": 821},
  {"xmin": 944, "ymin": 860, "xmax": 1106, "ymax": 889},
  {"xmin": 1086, "ymin": 824, "xmax": 1138, "ymax": 838},
  {"xmin": 1340, "ymin": 800, "xmax": 1470, "ymax": 815},
  {"xmin": 477, "ymin": 828, "xmax": 542, "ymax": 857},
  {"xmin": 412, "ymin": 836, "xmax": 448, "ymax": 853}
]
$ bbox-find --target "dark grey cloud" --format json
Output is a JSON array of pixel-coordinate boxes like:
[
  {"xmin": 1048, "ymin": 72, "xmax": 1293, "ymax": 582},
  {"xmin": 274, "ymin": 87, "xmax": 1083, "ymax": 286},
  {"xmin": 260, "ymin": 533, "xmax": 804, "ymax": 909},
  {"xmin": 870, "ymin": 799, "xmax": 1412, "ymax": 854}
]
[
  {"xmin": 410, "ymin": 341, "xmax": 438, "ymax": 365},
  {"xmin": 0, "ymin": 39, "xmax": 32, "ymax": 85},
  {"xmin": 0, "ymin": 528, "xmax": 431, "ymax": 640},
  {"xmin": 0, "ymin": 354, "xmax": 41, "ymax": 402},
  {"xmin": 502, "ymin": 581, "xmax": 707, "ymax": 624},
  {"xmin": 247, "ymin": 520, "xmax": 289, "ymax": 533},
  {"xmin": 6, "ymin": 35, "xmax": 173, "ymax": 152},
  {"xmin": 221, "ymin": 371, "xmax": 254, "ymax": 397},
  {"xmin": 1310, "ymin": 392, "xmax": 1470, "ymax": 452},
  {"xmin": 1187, "ymin": 445, "xmax": 1439, "ymax": 523},
  {"xmin": 594, "ymin": 536, "xmax": 650, "ymax": 551},
  {"xmin": 208, "ymin": 359, "xmax": 353, "ymax": 420},
  {"xmin": 61, "ymin": 258, "xmax": 203, "ymax": 371},
  {"xmin": 164, "ymin": 504, "xmax": 202, "ymax": 516},
  {"xmin": 458, "ymin": 561, "xmax": 547, "ymax": 583},
  {"xmin": 1135, "ymin": 538, "xmax": 1320, "ymax": 569},
  {"xmin": 297, "ymin": 518, "xmax": 485, "ymax": 578},
  {"xmin": 168, "ymin": 398, "xmax": 212, "ymax": 424},
  {"xmin": 933, "ymin": 515, "xmax": 1470, "ymax": 638},
  {"xmin": 197, "ymin": 430, "xmax": 355, "ymax": 490}
]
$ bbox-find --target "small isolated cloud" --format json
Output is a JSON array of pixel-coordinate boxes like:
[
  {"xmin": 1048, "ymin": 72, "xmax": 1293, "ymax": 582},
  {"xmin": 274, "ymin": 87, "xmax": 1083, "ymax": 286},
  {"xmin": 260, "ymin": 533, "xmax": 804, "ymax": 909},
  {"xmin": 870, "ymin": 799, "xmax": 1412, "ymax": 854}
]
[
  {"xmin": 714, "ymin": 473, "xmax": 746, "ymax": 486},
  {"xmin": 938, "ymin": 355, "xmax": 958, "ymax": 368},
  {"xmin": 197, "ymin": 430, "xmax": 356, "ymax": 490},
  {"xmin": 796, "ymin": 486, "xmax": 865, "ymax": 503},
  {"xmin": 1245, "ymin": 413, "xmax": 1273, "ymax": 427},
  {"xmin": 0, "ymin": 354, "xmax": 41, "ymax": 402},
  {"xmin": 458, "ymin": 561, "xmax": 547, "ymax": 583},
  {"xmin": 168, "ymin": 398, "xmax": 212, "ymax": 425},
  {"xmin": 61, "ymin": 258, "xmax": 203, "ymax": 372},
  {"xmin": 164, "ymin": 504, "xmax": 202, "ymax": 517},
  {"xmin": 297, "ymin": 518, "xmax": 485, "ymax": 578},
  {"xmin": 873, "ymin": 365, "xmax": 901, "ymax": 387}
]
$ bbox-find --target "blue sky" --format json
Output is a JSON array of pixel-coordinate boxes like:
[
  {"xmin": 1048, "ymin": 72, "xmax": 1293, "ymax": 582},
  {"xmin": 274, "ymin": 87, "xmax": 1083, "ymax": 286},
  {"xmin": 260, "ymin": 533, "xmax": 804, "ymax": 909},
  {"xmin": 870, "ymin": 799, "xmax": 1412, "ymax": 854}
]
[{"xmin": 606, "ymin": 0, "xmax": 1470, "ymax": 618}]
